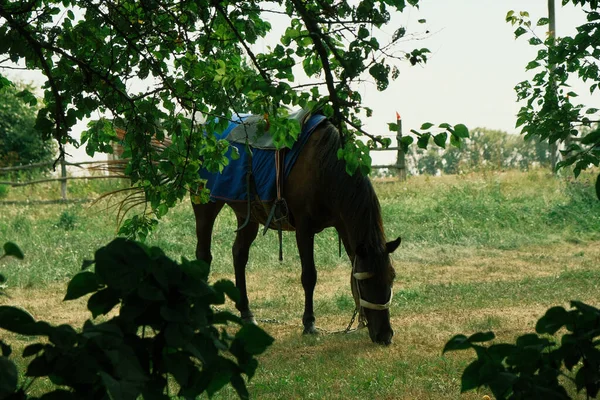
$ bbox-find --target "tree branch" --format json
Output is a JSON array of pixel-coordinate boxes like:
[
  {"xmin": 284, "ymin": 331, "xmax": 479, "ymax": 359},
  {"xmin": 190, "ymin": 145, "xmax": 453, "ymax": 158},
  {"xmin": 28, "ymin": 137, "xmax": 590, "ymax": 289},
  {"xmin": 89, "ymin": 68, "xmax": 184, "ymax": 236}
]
[{"xmin": 213, "ymin": 2, "xmax": 272, "ymax": 85}]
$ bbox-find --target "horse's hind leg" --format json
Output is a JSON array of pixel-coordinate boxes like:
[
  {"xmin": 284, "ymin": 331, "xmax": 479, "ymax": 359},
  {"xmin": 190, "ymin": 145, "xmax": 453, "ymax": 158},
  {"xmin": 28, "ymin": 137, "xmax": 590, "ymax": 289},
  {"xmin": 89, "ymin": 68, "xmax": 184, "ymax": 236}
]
[
  {"xmin": 232, "ymin": 217, "xmax": 259, "ymax": 324},
  {"xmin": 192, "ymin": 201, "xmax": 224, "ymax": 264},
  {"xmin": 295, "ymin": 224, "xmax": 318, "ymax": 335}
]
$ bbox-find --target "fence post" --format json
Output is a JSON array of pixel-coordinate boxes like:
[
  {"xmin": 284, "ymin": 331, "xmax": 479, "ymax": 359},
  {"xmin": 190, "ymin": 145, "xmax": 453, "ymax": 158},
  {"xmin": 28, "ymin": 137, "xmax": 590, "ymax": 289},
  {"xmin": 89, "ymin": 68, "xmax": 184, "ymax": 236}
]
[
  {"xmin": 548, "ymin": 0, "xmax": 559, "ymax": 173},
  {"xmin": 60, "ymin": 153, "xmax": 67, "ymax": 201},
  {"xmin": 396, "ymin": 112, "xmax": 406, "ymax": 181}
]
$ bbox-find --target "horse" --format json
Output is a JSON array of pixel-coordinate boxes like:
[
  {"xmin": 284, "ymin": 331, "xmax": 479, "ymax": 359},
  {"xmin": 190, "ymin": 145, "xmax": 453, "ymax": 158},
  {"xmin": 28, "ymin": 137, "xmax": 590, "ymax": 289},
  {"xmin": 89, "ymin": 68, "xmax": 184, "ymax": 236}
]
[{"xmin": 192, "ymin": 117, "xmax": 401, "ymax": 345}]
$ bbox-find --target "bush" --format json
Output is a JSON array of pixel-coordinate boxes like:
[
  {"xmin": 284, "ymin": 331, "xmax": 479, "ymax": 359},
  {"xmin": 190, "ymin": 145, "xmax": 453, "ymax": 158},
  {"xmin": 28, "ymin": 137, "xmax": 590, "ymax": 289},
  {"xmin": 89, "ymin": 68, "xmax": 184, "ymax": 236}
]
[
  {"xmin": 54, "ymin": 210, "xmax": 78, "ymax": 231},
  {"xmin": 0, "ymin": 184, "xmax": 9, "ymax": 199},
  {"xmin": 444, "ymin": 301, "xmax": 600, "ymax": 399},
  {"xmin": 0, "ymin": 238, "xmax": 273, "ymax": 399},
  {"xmin": 0, "ymin": 83, "xmax": 56, "ymax": 169}
]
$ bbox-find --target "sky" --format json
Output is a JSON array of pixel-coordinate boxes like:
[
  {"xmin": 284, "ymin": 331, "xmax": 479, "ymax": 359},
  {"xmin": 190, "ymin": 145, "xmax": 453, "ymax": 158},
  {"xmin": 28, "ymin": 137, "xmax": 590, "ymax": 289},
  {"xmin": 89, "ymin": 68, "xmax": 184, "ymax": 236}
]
[
  {"xmin": 365, "ymin": 1, "xmax": 588, "ymax": 138},
  {"xmin": 4, "ymin": 1, "xmax": 594, "ymax": 164}
]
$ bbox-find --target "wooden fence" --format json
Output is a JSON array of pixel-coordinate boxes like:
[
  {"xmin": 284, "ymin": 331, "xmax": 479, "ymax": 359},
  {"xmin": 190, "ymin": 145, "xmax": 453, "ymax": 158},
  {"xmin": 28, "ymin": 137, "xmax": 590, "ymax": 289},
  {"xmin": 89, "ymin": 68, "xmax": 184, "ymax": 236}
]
[
  {"xmin": 1, "ymin": 117, "xmax": 407, "ymax": 200},
  {"xmin": 370, "ymin": 114, "xmax": 407, "ymax": 181},
  {"xmin": 0, "ymin": 157, "xmax": 126, "ymax": 201}
]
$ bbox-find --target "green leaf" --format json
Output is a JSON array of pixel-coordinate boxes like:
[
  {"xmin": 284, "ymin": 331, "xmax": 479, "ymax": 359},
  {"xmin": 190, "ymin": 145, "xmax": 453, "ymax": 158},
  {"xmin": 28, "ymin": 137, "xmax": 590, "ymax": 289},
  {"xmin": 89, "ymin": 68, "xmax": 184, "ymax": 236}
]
[
  {"xmin": 537, "ymin": 17, "xmax": 550, "ymax": 26},
  {"xmin": 22, "ymin": 343, "xmax": 44, "ymax": 357},
  {"xmin": 213, "ymin": 280, "xmax": 240, "ymax": 303},
  {"xmin": 0, "ymin": 341, "xmax": 10, "ymax": 357},
  {"xmin": 570, "ymin": 300, "xmax": 600, "ymax": 316},
  {"xmin": 433, "ymin": 133, "xmax": 447, "ymax": 148},
  {"xmin": 0, "ymin": 306, "xmax": 35, "ymax": 334},
  {"xmin": 3, "ymin": 242, "xmax": 24, "ymax": 259},
  {"xmin": 64, "ymin": 271, "xmax": 102, "ymax": 301},
  {"xmin": 461, "ymin": 359, "xmax": 484, "ymax": 392},
  {"xmin": 0, "ymin": 357, "xmax": 18, "ymax": 398},
  {"xmin": 450, "ymin": 134, "xmax": 461, "ymax": 148},
  {"xmin": 443, "ymin": 334, "xmax": 471, "ymax": 353},
  {"xmin": 99, "ymin": 372, "xmax": 124, "ymax": 400},
  {"xmin": 399, "ymin": 136, "xmax": 413, "ymax": 152},
  {"xmin": 180, "ymin": 258, "xmax": 210, "ymax": 282},
  {"xmin": 581, "ymin": 129, "xmax": 600, "ymax": 145},
  {"xmin": 536, "ymin": 306, "xmax": 570, "ymax": 335},
  {"xmin": 212, "ymin": 311, "xmax": 242, "ymax": 325},
  {"xmin": 87, "ymin": 288, "xmax": 120, "ymax": 318},
  {"xmin": 453, "ymin": 124, "xmax": 469, "ymax": 138},
  {"xmin": 206, "ymin": 359, "xmax": 235, "ymax": 397},
  {"xmin": 387, "ymin": 122, "xmax": 398, "ymax": 132},
  {"xmin": 81, "ymin": 259, "xmax": 95, "ymax": 270},
  {"xmin": 16, "ymin": 89, "xmax": 37, "ymax": 106},
  {"xmin": 94, "ymin": 239, "xmax": 148, "ymax": 292},
  {"xmin": 468, "ymin": 331, "xmax": 495, "ymax": 343},
  {"xmin": 230, "ymin": 374, "xmax": 249, "ymax": 399},
  {"xmin": 420, "ymin": 122, "xmax": 434, "ymax": 130},
  {"xmin": 233, "ymin": 324, "xmax": 274, "ymax": 355},
  {"xmin": 417, "ymin": 133, "xmax": 430, "ymax": 149},
  {"xmin": 26, "ymin": 355, "xmax": 52, "ymax": 377},
  {"xmin": 514, "ymin": 26, "xmax": 527, "ymax": 38}
]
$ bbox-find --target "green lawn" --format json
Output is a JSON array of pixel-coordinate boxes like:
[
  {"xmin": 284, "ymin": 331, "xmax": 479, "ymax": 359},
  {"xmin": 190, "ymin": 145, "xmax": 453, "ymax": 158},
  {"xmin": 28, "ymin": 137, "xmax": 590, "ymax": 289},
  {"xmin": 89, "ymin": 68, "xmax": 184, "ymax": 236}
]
[{"xmin": 1, "ymin": 169, "xmax": 599, "ymax": 399}]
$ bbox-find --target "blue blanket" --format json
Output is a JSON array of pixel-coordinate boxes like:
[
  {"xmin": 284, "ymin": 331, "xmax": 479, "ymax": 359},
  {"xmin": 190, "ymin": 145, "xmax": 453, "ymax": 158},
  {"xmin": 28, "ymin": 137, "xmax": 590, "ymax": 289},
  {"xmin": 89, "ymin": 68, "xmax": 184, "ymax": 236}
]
[{"xmin": 200, "ymin": 114, "xmax": 327, "ymax": 202}]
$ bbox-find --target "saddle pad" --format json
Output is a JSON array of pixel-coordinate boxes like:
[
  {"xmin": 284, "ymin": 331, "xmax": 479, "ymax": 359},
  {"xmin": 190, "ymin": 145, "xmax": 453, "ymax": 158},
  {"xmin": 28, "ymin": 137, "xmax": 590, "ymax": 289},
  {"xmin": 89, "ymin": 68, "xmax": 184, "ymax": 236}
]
[
  {"xmin": 226, "ymin": 109, "xmax": 311, "ymax": 149},
  {"xmin": 199, "ymin": 113, "xmax": 327, "ymax": 202}
]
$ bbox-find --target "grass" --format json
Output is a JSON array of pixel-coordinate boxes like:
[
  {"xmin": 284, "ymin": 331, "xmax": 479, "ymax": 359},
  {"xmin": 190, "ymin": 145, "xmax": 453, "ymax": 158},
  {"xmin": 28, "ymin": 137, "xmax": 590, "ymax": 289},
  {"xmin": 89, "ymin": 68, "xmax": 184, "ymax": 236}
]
[{"xmin": 1, "ymin": 168, "xmax": 599, "ymax": 399}]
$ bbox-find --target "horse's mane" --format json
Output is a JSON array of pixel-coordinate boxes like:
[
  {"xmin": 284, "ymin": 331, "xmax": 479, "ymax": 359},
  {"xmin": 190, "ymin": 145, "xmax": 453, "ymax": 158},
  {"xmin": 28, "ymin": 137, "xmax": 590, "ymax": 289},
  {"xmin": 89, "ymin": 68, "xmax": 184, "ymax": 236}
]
[{"xmin": 314, "ymin": 121, "xmax": 388, "ymax": 257}]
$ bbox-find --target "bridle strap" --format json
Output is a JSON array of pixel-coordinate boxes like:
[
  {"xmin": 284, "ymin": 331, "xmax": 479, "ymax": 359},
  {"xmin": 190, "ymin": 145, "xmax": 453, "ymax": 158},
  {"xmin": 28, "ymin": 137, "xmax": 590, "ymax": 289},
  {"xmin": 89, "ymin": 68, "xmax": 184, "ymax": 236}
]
[
  {"xmin": 353, "ymin": 271, "xmax": 374, "ymax": 280},
  {"xmin": 360, "ymin": 290, "xmax": 393, "ymax": 310},
  {"xmin": 352, "ymin": 257, "xmax": 393, "ymax": 311}
]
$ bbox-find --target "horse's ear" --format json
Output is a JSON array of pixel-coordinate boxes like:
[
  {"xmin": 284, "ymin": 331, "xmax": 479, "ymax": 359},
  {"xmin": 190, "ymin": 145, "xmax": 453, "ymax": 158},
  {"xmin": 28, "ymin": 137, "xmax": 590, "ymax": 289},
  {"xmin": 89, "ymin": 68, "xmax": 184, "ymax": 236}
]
[
  {"xmin": 386, "ymin": 237, "xmax": 401, "ymax": 253},
  {"xmin": 355, "ymin": 243, "xmax": 368, "ymax": 258}
]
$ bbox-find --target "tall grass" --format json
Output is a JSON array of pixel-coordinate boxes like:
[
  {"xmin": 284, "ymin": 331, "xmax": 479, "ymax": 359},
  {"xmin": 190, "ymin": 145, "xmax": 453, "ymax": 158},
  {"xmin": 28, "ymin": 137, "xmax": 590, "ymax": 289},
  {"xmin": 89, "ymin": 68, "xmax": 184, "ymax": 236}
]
[{"xmin": 0, "ymin": 169, "xmax": 598, "ymax": 286}]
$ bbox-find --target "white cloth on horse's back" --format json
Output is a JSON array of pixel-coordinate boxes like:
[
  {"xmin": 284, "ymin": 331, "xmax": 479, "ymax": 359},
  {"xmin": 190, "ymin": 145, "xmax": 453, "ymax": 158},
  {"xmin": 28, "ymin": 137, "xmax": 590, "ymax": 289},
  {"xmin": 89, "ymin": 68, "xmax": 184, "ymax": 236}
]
[
  {"xmin": 199, "ymin": 112, "xmax": 327, "ymax": 202},
  {"xmin": 226, "ymin": 109, "xmax": 311, "ymax": 149}
]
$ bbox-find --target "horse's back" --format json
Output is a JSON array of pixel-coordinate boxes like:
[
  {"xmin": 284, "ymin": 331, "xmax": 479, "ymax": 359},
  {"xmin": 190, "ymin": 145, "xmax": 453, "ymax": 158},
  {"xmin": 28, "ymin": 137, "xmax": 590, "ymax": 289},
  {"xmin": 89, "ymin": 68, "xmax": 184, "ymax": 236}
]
[{"xmin": 284, "ymin": 125, "xmax": 337, "ymax": 231}]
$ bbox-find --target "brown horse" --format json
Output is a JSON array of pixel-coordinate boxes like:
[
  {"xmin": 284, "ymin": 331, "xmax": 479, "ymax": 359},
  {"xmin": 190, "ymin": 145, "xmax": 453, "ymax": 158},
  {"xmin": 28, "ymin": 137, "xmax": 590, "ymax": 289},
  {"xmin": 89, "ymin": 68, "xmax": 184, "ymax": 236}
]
[{"xmin": 192, "ymin": 119, "xmax": 400, "ymax": 345}]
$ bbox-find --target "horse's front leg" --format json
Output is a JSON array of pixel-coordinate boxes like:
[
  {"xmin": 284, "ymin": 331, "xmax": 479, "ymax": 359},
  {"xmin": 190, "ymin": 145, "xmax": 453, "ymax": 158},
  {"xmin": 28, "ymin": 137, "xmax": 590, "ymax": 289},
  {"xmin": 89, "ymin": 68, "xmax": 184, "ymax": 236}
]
[
  {"xmin": 295, "ymin": 225, "xmax": 318, "ymax": 335},
  {"xmin": 232, "ymin": 218, "xmax": 259, "ymax": 324},
  {"xmin": 192, "ymin": 201, "xmax": 224, "ymax": 264}
]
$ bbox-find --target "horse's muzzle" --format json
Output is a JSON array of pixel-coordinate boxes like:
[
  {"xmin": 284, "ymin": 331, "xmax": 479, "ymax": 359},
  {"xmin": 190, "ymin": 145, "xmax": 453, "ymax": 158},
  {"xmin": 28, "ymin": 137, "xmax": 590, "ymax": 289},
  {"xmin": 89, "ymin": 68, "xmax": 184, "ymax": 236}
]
[{"xmin": 371, "ymin": 329, "xmax": 394, "ymax": 346}]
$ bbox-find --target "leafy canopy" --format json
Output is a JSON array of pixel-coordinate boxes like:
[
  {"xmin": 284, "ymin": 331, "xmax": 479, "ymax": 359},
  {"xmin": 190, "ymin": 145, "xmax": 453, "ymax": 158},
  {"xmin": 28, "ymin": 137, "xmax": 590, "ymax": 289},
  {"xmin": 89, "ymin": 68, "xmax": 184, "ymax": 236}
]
[
  {"xmin": 0, "ymin": 0, "xmax": 440, "ymax": 224},
  {"xmin": 0, "ymin": 82, "xmax": 55, "ymax": 168},
  {"xmin": 507, "ymin": 1, "xmax": 600, "ymax": 188}
]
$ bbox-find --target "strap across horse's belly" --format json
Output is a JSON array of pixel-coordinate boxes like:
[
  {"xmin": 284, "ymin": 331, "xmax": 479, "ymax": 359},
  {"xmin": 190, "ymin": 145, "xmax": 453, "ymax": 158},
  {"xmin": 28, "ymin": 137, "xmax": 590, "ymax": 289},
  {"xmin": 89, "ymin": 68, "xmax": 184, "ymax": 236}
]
[{"xmin": 250, "ymin": 201, "xmax": 296, "ymax": 231}]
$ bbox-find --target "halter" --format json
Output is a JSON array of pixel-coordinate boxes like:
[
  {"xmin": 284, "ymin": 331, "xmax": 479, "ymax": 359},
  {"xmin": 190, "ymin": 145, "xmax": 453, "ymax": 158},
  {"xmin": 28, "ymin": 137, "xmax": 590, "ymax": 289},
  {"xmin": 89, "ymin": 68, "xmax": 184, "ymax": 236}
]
[{"xmin": 352, "ymin": 257, "xmax": 394, "ymax": 311}]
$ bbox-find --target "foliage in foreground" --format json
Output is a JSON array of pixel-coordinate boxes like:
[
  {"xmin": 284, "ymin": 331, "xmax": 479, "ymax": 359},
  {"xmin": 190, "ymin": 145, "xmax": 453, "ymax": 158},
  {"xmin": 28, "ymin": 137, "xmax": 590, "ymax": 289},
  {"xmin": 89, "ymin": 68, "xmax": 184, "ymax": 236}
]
[
  {"xmin": 0, "ymin": 238, "xmax": 273, "ymax": 399},
  {"xmin": 445, "ymin": 301, "xmax": 600, "ymax": 399}
]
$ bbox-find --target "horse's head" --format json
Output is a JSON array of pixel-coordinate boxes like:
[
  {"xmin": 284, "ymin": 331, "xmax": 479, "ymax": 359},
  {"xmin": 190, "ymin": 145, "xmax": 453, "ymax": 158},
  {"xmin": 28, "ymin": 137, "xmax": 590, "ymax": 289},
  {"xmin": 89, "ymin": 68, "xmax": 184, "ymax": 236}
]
[{"xmin": 353, "ymin": 237, "xmax": 401, "ymax": 345}]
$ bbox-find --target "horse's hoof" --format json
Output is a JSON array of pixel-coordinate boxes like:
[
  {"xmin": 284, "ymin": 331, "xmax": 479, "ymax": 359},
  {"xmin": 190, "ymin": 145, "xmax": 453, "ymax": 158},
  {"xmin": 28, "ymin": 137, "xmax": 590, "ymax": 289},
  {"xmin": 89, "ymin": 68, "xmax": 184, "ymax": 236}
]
[
  {"xmin": 241, "ymin": 312, "xmax": 257, "ymax": 325},
  {"xmin": 302, "ymin": 325, "xmax": 318, "ymax": 335}
]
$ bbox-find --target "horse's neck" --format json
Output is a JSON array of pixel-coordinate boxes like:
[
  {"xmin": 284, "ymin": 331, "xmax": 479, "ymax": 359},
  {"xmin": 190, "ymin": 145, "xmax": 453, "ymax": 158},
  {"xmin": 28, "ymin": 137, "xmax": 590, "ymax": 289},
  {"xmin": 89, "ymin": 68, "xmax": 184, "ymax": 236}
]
[{"xmin": 336, "ymin": 180, "xmax": 386, "ymax": 254}]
